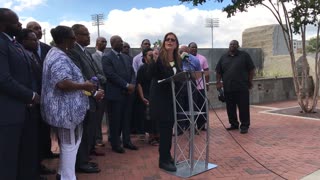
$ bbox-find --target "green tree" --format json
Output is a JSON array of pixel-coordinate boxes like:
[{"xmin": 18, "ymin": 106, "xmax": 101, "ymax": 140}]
[
  {"xmin": 307, "ymin": 37, "xmax": 320, "ymax": 53},
  {"xmin": 179, "ymin": 0, "xmax": 320, "ymax": 113},
  {"xmin": 153, "ymin": 39, "xmax": 162, "ymax": 48}
]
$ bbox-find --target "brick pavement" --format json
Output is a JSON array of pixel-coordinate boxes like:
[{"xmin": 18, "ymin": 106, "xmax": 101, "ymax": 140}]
[{"xmin": 43, "ymin": 100, "xmax": 320, "ymax": 180}]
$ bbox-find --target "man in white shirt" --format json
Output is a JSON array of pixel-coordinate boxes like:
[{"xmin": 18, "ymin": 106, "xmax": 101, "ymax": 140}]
[{"xmin": 132, "ymin": 39, "xmax": 151, "ymax": 75}]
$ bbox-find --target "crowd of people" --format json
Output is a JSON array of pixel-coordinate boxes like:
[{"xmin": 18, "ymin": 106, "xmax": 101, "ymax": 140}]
[{"xmin": 0, "ymin": 7, "xmax": 255, "ymax": 180}]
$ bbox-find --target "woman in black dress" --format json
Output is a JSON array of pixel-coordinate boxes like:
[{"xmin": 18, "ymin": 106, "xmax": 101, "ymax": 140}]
[{"xmin": 148, "ymin": 32, "xmax": 182, "ymax": 172}]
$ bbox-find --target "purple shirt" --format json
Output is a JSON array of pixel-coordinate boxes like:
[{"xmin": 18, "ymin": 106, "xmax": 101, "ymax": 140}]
[{"xmin": 196, "ymin": 54, "xmax": 209, "ymax": 89}]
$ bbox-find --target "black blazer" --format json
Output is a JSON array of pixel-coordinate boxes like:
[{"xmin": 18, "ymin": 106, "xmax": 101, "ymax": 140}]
[
  {"xmin": 68, "ymin": 44, "xmax": 104, "ymax": 111},
  {"xmin": 0, "ymin": 33, "xmax": 34, "ymax": 125},
  {"xmin": 102, "ymin": 51, "xmax": 135, "ymax": 101}
]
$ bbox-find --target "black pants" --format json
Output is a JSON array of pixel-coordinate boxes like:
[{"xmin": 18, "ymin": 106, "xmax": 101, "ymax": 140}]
[
  {"xmin": 225, "ymin": 90, "xmax": 250, "ymax": 130},
  {"xmin": 76, "ymin": 111, "xmax": 95, "ymax": 167},
  {"xmin": 0, "ymin": 109, "xmax": 39, "ymax": 180},
  {"xmin": 158, "ymin": 119, "xmax": 174, "ymax": 162},
  {"xmin": 107, "ymin": 96, "xmax": 132, "ymax": 148},
  {"xmin": 95, "ymin": 100, "xmax": 107, "ymax": 142}
]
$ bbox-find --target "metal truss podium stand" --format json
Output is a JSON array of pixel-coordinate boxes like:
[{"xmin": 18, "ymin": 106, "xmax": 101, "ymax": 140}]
[{"xmin": 159, "ymin": 71, "xmax": 217, "ymax": 178}]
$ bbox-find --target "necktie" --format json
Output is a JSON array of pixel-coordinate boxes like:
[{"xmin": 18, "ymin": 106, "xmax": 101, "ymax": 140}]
[
  {"xmin": 12, "ymin": 39, "xmax": 23, "ymax": 55},
  {"xmin": 117, "ymin": 53, "xmax": 127, "ymax": 73}
]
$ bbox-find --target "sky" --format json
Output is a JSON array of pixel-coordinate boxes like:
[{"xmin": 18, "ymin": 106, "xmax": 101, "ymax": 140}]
[{"xmin": 1, "ymin": 0, "xmax": 317, "ymax": 48}]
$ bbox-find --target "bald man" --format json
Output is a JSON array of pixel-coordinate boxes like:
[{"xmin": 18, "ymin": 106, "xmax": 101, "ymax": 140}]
[
  {"xmin": 102, "ymin": 35, "xmax": 138, "ymax": 153},
  {"xmin": 91, "ymin": 37, "xmax": 107, "ymax": 147},
  {"xmin": 26, "ymin": 21, "xmax": 51, "ymax": 63},
  {"xmin": 27, "ymin": 21, "xmax": 57, "ymax": 176},
  {"xmin": 0, "ymin": 8, "xmax": 41, "ymax": 179}
]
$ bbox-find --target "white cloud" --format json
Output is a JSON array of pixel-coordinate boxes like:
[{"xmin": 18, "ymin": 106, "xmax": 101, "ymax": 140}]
[
  {"xmin": 1, "ymin": 0, "xmax": 46, "ymax": 11},
  {"xmin": 17, "ymin": 5, "xmax": 318, "ymax": 48}
]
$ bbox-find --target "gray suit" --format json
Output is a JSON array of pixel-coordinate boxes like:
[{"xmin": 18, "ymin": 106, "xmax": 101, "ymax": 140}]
[
  {"xmin": 91, "ymin": 50, "xmax": 107, "ymax": 143},
  {"xmin": 92, "ymin": 51, "xmax": 105, "ymax": 78}
]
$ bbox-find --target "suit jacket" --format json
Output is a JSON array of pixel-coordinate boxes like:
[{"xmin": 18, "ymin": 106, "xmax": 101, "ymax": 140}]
[
  {"xmin": 0, "ymin": 33, "xmax": 34, "ymax": 125},
  {"xmin": 102, "ymin": 51, "xmax": 135, "ymax": 101},
  {"xmin": 91, "ymin": 51, "xmax": 106, "ymax": 85},
  {"xmin": 39, "ymin": 42, "xmax": 51, "ymax": 63},
  {"xmin": 68, "ymin": 44, "xmax": 104, "ymax": 111}
]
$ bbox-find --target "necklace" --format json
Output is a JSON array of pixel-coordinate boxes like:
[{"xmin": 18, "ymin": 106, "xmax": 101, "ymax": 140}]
[{"xmin": 169, "ymin": 61, "xmax": 175, "ymax": 67}]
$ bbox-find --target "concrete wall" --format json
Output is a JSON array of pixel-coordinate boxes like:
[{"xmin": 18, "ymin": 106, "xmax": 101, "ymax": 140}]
[
  {"xmin": 207, "ymin": 77, "xmax": 296, "ymax": 109},
  {"xmin": 87, "ymin": 47, "xmax": 264, "ymax": 82}
]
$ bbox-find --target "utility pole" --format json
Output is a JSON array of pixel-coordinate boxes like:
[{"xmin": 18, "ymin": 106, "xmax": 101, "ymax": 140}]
[
  {"xmin": 205, "ymin": 18, "xmax": 219, "ymax": 48},
  {"xmin": 42, "ymin": 29, "xmax": 46, "ymax": 43},
  {"xmin": 91, "ymin": 14, "xmax": 104, "ymax": 37}
]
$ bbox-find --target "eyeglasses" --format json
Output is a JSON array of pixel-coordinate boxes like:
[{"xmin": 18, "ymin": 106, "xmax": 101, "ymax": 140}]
[
  {"xmin": 123, "ymin": 46, "xmax": 130, "ymax": 48},
  {"xmin": 165, "ymin": 38, "xmax": 176, "ymax": 42}
]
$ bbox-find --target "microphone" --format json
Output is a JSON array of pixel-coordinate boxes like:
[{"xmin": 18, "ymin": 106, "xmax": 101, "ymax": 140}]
[{"xmin": 180, "ymin": 52, "xmax": 189, "ymax": 60}]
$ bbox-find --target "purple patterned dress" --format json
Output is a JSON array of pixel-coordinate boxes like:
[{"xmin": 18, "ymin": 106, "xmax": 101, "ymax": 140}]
[{"xmin": 41, "ymin": 47, "xmax": 89, "ymax": 131}]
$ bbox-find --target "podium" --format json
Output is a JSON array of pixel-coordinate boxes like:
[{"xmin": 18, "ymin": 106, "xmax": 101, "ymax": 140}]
[{"xmin": 158, "ymin": 71, "xmax": 217, "ymax": 178}]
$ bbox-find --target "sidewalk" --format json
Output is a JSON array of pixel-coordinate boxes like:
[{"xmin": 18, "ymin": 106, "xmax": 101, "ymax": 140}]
[{"xmin": 43, "ymin": 100, "xmax": 320, "ymax": 180}]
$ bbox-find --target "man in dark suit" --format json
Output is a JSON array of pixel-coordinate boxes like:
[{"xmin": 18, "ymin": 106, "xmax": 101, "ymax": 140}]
[
  {"xmin": 0, "ymin": 8, "xmax": 40, "ymax": 180},
  {"xmin": 26, "ymin": 21, "xmax": 51, "ymax": 64},
  {"xmin": 68, "ymin": 24, "xmax": 105, "ymax": 173},
  {"xmin": 26, "ymin": 21, "xmax": 57, "ymax": 176},
  {"xmin": 102, "ymin": 35, "xmax": 138, "ymax": 153}
]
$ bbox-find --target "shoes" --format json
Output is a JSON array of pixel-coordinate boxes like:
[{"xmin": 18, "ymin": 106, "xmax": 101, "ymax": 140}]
[
  {"xmin": 56, "ymin": 174, "xmax": 77, "ymax": 180},
  {"xmin": 159, "ymin": 160, "xmax": 177, "ymax": 172},
  {"xmin": 90, "ymin": 149, "xmax": 105, "ymax": 156},
  {"xmin": 56, "ymin": 174, "xmax": 61, "ymax": 180},
  {"xmin": 226, "ymin": 126, "xmax": 239, "ymax": 131},
  {"xmin": 40, "ymin": 164, "xmax": 56, "ymax": 175},
  {"xmin": 148, "ymin": 138, "xmax": 159, "ymax": 146},
  {"xmin": 45, "ymin": 152, "xmax": 60, "ymax": 159},
  {"xmin": 240, "ymin": 128, "xmax": 248, "ymax": 134},
  {"xmin": 76, "ymin": 163, "xmax": 101, "ymax": 173},
  {"xmin": 123, "ymin": 143, "xmax": 138, "ymax": 150},
  {"xmin": 88, "ymin": 161, "xmax": 98, "ymax": 168},
  {"xmin": 199, "ymin": 127, "xmax": 207, "ymax": 131},
  {"xmin": 95, "ymin": 139, "xmax": 105, "ymax": 147},
  {"xmin": 112, "ymin": 146, "xmax": 125, "ymax": 153}
]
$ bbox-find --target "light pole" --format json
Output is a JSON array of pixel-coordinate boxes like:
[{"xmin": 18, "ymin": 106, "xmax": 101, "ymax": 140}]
[
  {"xmin": 91, "ymin": 14, "xmax": 104, "ymax": 37},
  {"xmin": 42, "ymin": 29, "xmax": 46, "ymax": 43},
  {"xmin": 205, "ymin": 18, "xmax": 219, "ymax": 48}
]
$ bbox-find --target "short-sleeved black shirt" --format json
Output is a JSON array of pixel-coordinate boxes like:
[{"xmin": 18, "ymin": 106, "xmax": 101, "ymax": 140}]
[{"xmin": 215, "ymin": 50, "xmax": 255, "ymax": 92}]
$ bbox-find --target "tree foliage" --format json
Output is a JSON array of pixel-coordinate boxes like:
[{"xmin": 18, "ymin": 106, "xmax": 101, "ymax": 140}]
[
  {"xmin": 180, "ymin": 0, "xmax": 320, "ymax": 113},
  {"xmin": 307, "ymin": 36, "xmax": 320, "ymax": 53}
]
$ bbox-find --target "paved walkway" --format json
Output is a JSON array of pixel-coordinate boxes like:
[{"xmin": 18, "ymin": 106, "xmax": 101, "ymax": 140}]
[{"xmin": 43, "ymin": 100, "xmax": 320, "ymax": 180}]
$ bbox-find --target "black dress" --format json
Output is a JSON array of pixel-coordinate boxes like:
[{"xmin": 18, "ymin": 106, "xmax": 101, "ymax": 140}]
[
  {"xmin": 148, "ymin": 58, "xmax": 181, "ymax": 162},
  {"xmin": 136, "ymin": 62, "xmax": 152, "ymax": 133}
]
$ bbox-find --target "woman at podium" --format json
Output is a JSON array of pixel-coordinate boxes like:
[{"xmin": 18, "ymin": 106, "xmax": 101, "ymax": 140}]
[{"xmin": 148, "ymin": 32, "xmax": 182, "ymax": 172}]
